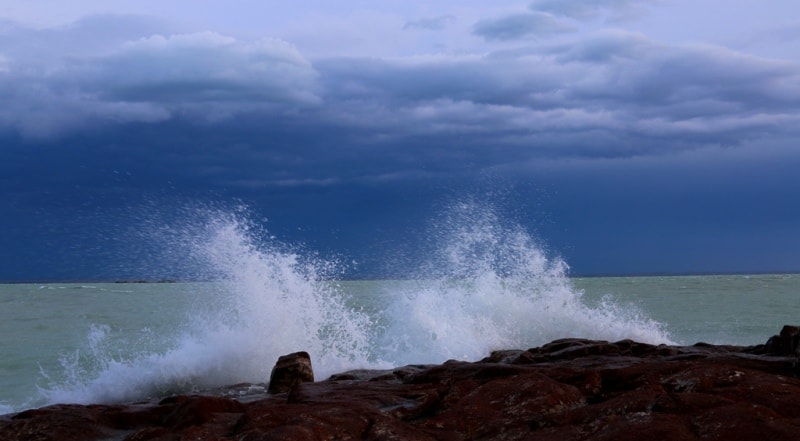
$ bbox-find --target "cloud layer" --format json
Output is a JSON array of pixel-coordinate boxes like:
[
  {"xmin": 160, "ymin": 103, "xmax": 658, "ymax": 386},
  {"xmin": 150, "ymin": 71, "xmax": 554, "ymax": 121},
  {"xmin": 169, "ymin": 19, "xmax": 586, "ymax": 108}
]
[
  {"xmin": 2, "ymin": 12, "xmax": 798, "ymax": 162},
  {"xmin": 1, "ymin": 3, "xmax": 800, "ymax": 278},
  {"xmin": 0, "ymin": 18, "xmax": 320, "ymax": 137}
]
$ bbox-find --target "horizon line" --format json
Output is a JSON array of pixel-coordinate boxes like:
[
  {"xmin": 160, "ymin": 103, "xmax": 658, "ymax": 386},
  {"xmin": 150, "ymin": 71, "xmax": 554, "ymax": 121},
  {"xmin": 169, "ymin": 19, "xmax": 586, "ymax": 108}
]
[{"xmin": 1, "ymin": 270, "xmax": 798, "ymax": 284}]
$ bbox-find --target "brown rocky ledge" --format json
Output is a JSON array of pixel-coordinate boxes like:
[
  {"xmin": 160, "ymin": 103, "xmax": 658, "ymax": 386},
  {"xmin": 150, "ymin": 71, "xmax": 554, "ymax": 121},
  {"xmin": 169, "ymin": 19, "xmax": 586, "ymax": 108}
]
[{"xmin": 5, "ymin": 326, "xmax": 800, "ymax": 441}]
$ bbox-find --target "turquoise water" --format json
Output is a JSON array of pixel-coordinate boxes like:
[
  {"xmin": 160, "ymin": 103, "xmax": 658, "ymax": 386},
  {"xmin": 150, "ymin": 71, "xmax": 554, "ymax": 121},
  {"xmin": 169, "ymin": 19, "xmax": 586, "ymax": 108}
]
[
  {"xmin": 2, "ymin": 274, "xmax": 798, "ymax": 414},
  {"xmin": 572, "ymin": 273, "xmax": 800, "ymax": 345}
]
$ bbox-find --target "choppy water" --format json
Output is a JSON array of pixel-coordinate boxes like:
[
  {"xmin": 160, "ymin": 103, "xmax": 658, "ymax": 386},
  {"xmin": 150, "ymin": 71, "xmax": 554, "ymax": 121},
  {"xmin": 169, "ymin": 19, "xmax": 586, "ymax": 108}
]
[{"xmin": 1, "ymin": 203, "xmax": 797, "ymax": 415}]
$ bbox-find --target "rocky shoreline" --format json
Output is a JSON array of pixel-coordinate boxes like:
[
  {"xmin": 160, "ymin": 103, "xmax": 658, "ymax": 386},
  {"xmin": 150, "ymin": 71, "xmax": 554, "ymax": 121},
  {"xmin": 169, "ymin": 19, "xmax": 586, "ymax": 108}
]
[{"xmin": 4, "ymin": 326, "xmax": 800, "ymax": 440}]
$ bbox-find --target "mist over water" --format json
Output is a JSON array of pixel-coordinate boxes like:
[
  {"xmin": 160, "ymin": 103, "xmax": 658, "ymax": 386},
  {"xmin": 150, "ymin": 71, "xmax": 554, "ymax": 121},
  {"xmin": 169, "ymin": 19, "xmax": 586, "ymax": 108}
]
[{"xmin": 36, "ymin": 201, "xmax": 672, "ymax": 407}]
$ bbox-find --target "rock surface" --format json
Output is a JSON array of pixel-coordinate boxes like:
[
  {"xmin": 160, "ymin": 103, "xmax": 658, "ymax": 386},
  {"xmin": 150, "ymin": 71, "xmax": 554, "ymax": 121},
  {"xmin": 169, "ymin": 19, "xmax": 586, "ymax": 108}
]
[
  {"xmin": 267, "ymin": 351, "xmax": 315, "ymax": 394},
  {"xmin": 4, "ymin": 330, "xmax": 800, "ymax": 440}
]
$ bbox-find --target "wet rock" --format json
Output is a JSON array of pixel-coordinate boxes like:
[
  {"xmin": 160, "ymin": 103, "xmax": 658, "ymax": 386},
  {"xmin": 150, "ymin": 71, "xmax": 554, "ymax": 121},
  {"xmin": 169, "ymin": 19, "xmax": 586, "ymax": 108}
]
[
  {"xmin": 158, "ymin": 395, "xmax": 244, "ymax": 429},
  {"xmin": 326, "ymin": 364, "xmax": 434, "ymax": 382},
  {"xmin": 2, "ymin": 405, "xmax": 117, "ymax": 441},
  {"xmin": 267, "ymin": 351, "xmax": 314, "ymax": 394},
  {"xmin": 762, "ymin": 325, "xmax": 800, "ymax": 356},
  {"xmin": 5, "ymin": 326, "xmax": 800, "ymax": 440}
]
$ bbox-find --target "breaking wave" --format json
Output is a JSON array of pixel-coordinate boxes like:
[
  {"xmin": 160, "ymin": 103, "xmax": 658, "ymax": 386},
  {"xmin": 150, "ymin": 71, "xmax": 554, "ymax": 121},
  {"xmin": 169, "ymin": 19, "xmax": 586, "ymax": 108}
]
[{"xmin": 37, "ymin": 201, "xmax": 672, "ymax": 407}]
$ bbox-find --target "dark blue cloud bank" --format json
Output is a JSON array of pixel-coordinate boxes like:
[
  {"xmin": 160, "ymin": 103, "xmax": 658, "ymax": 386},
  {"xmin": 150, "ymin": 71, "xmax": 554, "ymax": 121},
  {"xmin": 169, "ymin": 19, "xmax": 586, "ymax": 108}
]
[{"xmin": 1, "ymin": 11, "xmax": 799, "ymax": 281}]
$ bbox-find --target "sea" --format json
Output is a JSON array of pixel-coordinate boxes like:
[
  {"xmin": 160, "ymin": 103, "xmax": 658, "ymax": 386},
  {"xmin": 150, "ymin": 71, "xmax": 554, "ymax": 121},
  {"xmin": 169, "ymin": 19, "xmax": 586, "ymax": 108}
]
[{"xmin": 1, "ymin": 204, "xmax": 798, "ymax": 415}]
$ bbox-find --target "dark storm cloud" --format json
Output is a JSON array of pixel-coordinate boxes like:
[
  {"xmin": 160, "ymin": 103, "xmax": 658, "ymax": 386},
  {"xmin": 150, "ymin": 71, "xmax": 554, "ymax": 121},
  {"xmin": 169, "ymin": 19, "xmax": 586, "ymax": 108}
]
[
  {"xmin": 472, "ymin": 12, "xmax": 574, "ymax": 41},
  {"xmin": 1, "ymin": 15, "xmax": 799, "ymax": 172},
  {"xmin": 552, "ymin": 31, "xmax": 800, "ymax": 124},
  {"xmin": 92, "ymin": 33, "xmax": 320, "ymax": 105},
  {"xmin": 2, "ymin": 11, "xmax": 800, "ymax": 280},
  {"xmin": 313, "ymin": 31, "xmax": 800, "ymax": 161},
  {"xmin": 506, "ymin": 146, "xmax": 800, "ymax": 275},
  {"xmin": 0, "ymin": 21, "xmax": 319, "ymax": 138}
]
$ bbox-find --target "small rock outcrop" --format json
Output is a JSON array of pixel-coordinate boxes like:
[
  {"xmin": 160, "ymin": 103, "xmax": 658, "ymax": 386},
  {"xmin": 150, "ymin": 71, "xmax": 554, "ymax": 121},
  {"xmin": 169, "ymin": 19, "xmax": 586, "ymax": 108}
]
[{"xmin": 267, "ymin": 351, "xmax": 314, "ymax": 394}]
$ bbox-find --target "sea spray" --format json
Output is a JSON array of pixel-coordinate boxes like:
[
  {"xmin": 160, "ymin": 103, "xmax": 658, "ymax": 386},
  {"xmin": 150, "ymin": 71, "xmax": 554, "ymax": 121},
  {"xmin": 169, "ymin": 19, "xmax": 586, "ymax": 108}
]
[
  {"xmin": 40, "ymin": 208, "xmax": 378, "ymax": 406},
  {"xmin": 186, "ymin": 211, "xmax": 376, "ymax": 376},
  {"xmin": 37, "ymin": 202, "xmax": 672, "ymax": 408},
  {"xmin": 374, "ymin": 201, "xmax": 673, "ymax": 365}
]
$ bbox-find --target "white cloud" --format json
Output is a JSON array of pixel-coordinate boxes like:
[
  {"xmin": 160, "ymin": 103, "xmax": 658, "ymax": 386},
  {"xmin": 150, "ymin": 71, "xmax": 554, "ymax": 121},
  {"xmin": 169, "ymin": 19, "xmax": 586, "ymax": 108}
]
[
  {"xmin": 96, "ymin": 32, "xmax": 321, "ymax": 105},
  {"xmin": 0, "ymin": 23, "xmax": 321, "ymax": 137},
  {"xmin": 529, "ymin": 0, "xmax": 657, "ymax": 21}
]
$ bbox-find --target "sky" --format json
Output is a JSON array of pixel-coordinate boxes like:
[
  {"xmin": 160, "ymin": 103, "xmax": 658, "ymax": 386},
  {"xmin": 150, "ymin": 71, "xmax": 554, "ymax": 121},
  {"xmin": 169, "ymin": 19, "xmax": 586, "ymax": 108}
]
[{"xmin": 1, "ymin": 0, "xmax": 799, "ymax": 281}]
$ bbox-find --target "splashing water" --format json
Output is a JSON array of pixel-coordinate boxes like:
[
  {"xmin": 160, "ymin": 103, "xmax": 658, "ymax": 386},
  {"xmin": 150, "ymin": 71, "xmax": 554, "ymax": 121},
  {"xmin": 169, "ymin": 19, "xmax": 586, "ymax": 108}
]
[
  {"xmin": 37, "ymin": 201, "xmax": 672, "ymax": 407},
  {"xmin": 376, "ymin": 201, "xmax": 672, "ymax": 364},
  {"xmin": 40, "ymin": 208, "xmax": 376, "ymax": 406}
]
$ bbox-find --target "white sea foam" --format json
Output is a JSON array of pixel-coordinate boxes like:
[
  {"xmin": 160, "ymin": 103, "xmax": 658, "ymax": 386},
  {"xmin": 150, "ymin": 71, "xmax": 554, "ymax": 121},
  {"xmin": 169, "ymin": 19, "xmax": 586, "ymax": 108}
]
[
  {"xmin": 40, "ymin": 209, "xmax": 377, "ymax": 406},
  {"xmin": 375, "ymin": 201, "xmax": 672, "ymax": 364},
  {"xmin": 38, "ymin": 201, "xmax": 672, "ymax": 407}
]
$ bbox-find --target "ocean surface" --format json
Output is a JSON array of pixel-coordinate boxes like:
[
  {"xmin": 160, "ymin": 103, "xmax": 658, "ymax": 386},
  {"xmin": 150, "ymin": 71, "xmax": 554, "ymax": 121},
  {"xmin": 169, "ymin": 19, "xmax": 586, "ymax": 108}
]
[{"xmin": 1, "ymin": 205, "xmax": 798, "ymax": 415}]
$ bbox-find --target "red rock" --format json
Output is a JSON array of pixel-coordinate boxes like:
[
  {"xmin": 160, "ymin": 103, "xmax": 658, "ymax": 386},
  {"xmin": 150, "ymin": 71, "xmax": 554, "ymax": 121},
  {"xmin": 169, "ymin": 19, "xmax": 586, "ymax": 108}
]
[
  {"xmin": 1, "ymin": 404, "xmax": 114, "ymax": 441},
  {"xmin": 268, "ymin": 351, "xmax": 314, "ymax": 394},
  {"xmin": 158, "ymin": 395, "xmax": 244, "ymax": 429},
  {"xmin": 763, "ymin": 325, "xmax": 800, "ymax": 356},
  {"xmin": 5, "ymin": 328, "xmax": 800, "ymax": 440}
]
